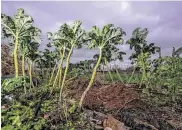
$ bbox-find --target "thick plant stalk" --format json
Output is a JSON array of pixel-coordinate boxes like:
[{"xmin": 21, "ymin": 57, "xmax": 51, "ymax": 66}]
[
  {"xmin": 139, "ymin": 65, "xmax": 144, "ymax": 88},
  {"xmin": 114, "ymin": 65, "xmax": 124, "ymax": 84},
  {"xmin": 127, "ymin": 65, "xmax": 136, "ymax": 84},
  {"xmin": 22, "ymin": 53, "xmax": 25, "ymax": 76},
  {"xmin": 49, "ymin": 64, "xmax": 60, "ymax": 95},
  {"xmin": 33, "ymin": 62, "xmax": 36, "ymax": 77},
  {"xmin": 14, "ymin": 37, "xmax": 19, "ymax": 77},
  {"xmin": 29, "ymin": 60, "xmax": 34, "ymax": 88},
  {"xmin": 53, "ymin": 47, "xmax": 65, "ymax": 88},
  {"xmin": 24, "ymin": 83, "xmax": 27, "ymax": 94},
  {"xmin": 139, "ymin": 52, "xmax": 147, "ymax": 88},
  {"xmin": 48, "ymin": 63, "xmax": 51, "ymax": 80},
  {"xmin": 52, "ymin": 64, "xmax": 61, "ymax": 88},
  {"xmin": 102, "ymin": 65, "xmax": 105, "ymax": 76},
  {"xmin": 49, "ymin": 63, "xmax": 57, "ymax": 85},
  {"xmin": 59, "ymin": 46, "xmax": 73, "ymax": 101},
  {"xmin": 79, "ymin": 48, "xmax": 102, "ymax": 108},
  {"xmin": 58, "ymin": 47, "xmax": 65, "ymax": 88},
  {"xmin": 23, "ymin": 77, "xmax": 27, "ymax": 94},
  {"xmin": 46, "ymin": 63, "xmax": 51, "ymax": 82},
  {"xmin": 58, "ymin": 63, "xmax": 63, "ymax": 88},
  {"xmin": 105, "ymin": 58, "xmax": 113, "ymax": 82}
]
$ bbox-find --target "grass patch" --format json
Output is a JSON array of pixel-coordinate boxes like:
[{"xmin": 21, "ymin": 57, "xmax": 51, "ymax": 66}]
[{"xmin": 104, "ymin": 72, "xmax": 142, "ymax": 84}]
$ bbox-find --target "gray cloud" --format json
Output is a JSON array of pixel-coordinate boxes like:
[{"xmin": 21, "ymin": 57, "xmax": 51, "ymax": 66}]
[{"xmin": 2, "ymin": 1, "xmax": 182, "ymax": 67}]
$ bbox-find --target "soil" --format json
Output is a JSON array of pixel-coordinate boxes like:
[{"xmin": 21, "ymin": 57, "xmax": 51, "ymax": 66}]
[
  {"xmin": 67, "ymin": 78, "xmax": 182, "ymax": 130},
  {"xmin": 1, "ymin": 44, "xmax": 22, "ymax": 75}
]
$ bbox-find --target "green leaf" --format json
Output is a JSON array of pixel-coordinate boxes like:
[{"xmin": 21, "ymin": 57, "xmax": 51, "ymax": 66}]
[
  {"xmin": 2, "ymin": 125, "xmax": 15, "ymax": 130},
  {"xmin": 12, "ymin": 116, "xmax": 20, "ymax": 126}
]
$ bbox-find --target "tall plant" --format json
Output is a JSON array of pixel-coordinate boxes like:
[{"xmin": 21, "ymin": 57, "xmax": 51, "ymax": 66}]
[
  {"xmin": 1, "ymin": 8, "xmax": 38, "ymax": 77},
  {"xmin": 36, "ymin": 50, "xmax": 57, "ymax": 81},
  {"xmin": 47, "ymin": 31, "xmax": 69, "ymax": 88},
  {"xmin": 43, "ymin": 49, "xmax": 58, "ymax": 80},
  {"xmin": 19, "ymin": 27, "xmax": 42, "ymax": 77},
  {"xmin": 127, "ymin": 28, "xmax": 159, "ymax": 88},
  {"xmin": 26, "ymin": 42, "xmax": 40, "ymax": 87},
  {"xmin": 79, "ymin": 24, "xmax": 126, "ymax": 107},
  {"xmin": 53, "ymin": 21, "xmax": 86, "ymax": 101}
]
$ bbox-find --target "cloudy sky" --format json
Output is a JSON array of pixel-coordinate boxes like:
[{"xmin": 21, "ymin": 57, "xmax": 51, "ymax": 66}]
[{"xmin": 2, "ymin": 1, "xmax": 182, "ymax": 67}]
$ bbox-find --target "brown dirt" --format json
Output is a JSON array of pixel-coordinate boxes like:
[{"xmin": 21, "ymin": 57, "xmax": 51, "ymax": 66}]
[
  {"xmin": 84, "ymin": 84, "xmax": 139, "ymax": 110},
  {"xmin": 67, "ymin": 78, "xmax": 139, "ymax": 111},
  {"xmin": 67, "ymin": 78, "xmax": 182, "ymax": 130}
]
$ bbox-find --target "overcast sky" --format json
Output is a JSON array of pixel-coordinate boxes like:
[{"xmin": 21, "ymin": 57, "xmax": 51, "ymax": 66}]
[{"xmin": 2, "ymin": 1, "xmax": 182, "ymax": 68}]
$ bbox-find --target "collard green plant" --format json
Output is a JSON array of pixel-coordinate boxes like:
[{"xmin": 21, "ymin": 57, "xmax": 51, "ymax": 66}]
[
  {"xmin": 38, "ymin": 49, "xmax": 59, "ymax": 82},
  {"xmin": 52, "ymin": 21, "xmax": 87, "ymax": 102},
  {"xmin": 19, "ymin": 27, "xmax": 42, "ymax": 77},
  {"xmin": 127, "ymin": 28, "xmax": 159, "ymax": 90},
  {"xmin": 1, "ymin": 8, "xmax": 41, "ymax": 77},
  {"xmin": 1, "ymin": 94, "xmax": 48, "ymax": 130},
  {"xmin": 47, "ymin": 30, "xmax": 69, "ymax": 88},
  {"xmin": 26, "ymin": 43, "xmax": 41, "ymax": 88},
  {"xmin": 42, "ymin": 49, "xmax": 58, "ymax": 69},
  {"xmin": 150, "ymin": 54, "xmax": 182, "ymax": 103},
  {"xmin": 2, "ymin": 76, "xmax": 30, "ymax": 95},
  {"xmin": 68, "ymin": 60, "xmax": 96, "ymax": 77},
  {"xmin": 2, "ymin": 8, "xmax": 182, "ymax": 129},
  {"xmin": 79, "ymin": 24, "xmax": 126, "ymax": 107}
]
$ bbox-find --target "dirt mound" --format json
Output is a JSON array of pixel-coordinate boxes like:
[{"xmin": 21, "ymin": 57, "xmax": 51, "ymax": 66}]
[
  {"xmin": 84, "ymin": 84, "xmax": 139, "ymax": 111},
  {"xmin": 68, "ymin": 79, "xmax": 139, "ymax": 111},
  {"xmin": 67, "ymin": 79, "xmax": 182, "ymax": 130},
  {"xmin": 67, "ymin": 78, "xmax": 102, "ymax": 99}
]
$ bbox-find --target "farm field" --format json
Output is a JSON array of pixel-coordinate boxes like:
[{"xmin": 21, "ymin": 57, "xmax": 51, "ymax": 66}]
[{"xmin": 1, "ymin": 2, "xmax": 182, "ymax": 130}]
